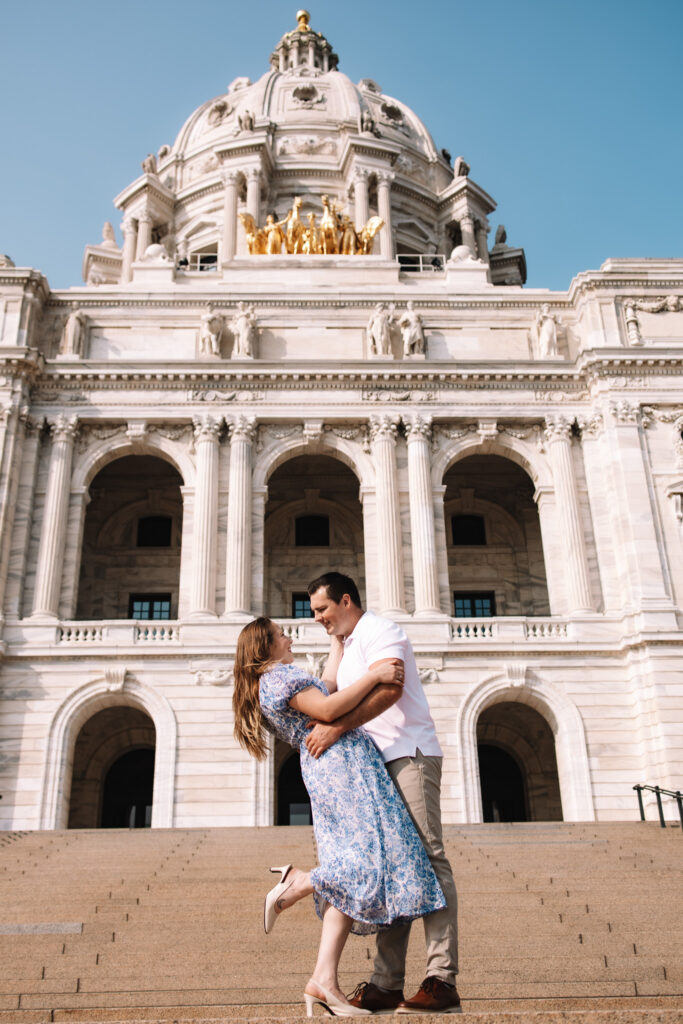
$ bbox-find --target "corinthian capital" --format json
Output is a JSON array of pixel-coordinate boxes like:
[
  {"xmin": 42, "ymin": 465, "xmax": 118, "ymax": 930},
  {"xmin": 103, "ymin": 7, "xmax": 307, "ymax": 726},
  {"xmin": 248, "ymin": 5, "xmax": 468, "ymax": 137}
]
[
  {"xmin": 609, "ymin": 400, "xmax": 639, "ymax": 425},
  {"xmin": 376, "ymin": 169, "xmax": 395, "ymax": 186},
  {"xmin": 543, "ymin": 414, "xmax": 573, "ymax": 443},
  {"xmin": 369, "ymin": 413, "xmax": 400, "ymax": 443},
  {"xmin": 49, "ymin": 414, "xmax": 79, "ymax": 444},
  {"xmin": 404, "ymin": 414, "xmax": 432, "ymax": 442},
  {"xmin": 193, "ymin": 413, "xmax": 223, "ymax": 442},
  {"xmin": 228, "ymin": 414, "xmax": 257, "ymax": 443}
]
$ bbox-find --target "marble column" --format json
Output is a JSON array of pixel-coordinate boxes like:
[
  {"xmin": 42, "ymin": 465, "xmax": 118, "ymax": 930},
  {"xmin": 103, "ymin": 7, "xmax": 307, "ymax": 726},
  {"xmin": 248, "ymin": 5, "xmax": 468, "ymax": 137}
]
[
  {"xmin": 405, "ymin": 415, "xmax": 441, "ymax": 615},
  {"xmin": 222, "ymin": 171, "xmax": 239, "ymax": 263},
  {"xmin": 0, "ymin": 400, "xmax": 28, "ymax": 621},
  {"xmin": 121, "ymin": 217, "xmax": 137, "ymax": 283},
  {"xmin": 376, "ymin": 171, "xmax": 395, "ymax": 260},
  {"xmin": 224, "ymin": 415, "xmax": 256, "ymax": 617},
  {"xmin": 353, "ymin": 168, "xmax": 370, "ymax": 231},
  {"xmin": 370, "ymin": 414, "xmax": 405, "ymax": 614},
  {"xmin": 459, "ymin": 213, "xmax": 477, "ymax": 258},
  {"xmin": 135, "ymin": 213, "xmax": 152, "ymax": 261},
  {"xmin": 246, "ymin": 168, "xmax": 261, "ymax": 224},
  {"xmin": 189, "ymin": 415, "xmax": 222, "ymax": 618},
  {"xmin": 31, "ymin": 415, "xmax": 79, "ymax": 620},
  {"xmin": 544, "ymin": 415, "xmax": 592, "ymax": 613},
  {"xmin": 475, "ymin": 221, "xmax": 490, "ymax": 264}
]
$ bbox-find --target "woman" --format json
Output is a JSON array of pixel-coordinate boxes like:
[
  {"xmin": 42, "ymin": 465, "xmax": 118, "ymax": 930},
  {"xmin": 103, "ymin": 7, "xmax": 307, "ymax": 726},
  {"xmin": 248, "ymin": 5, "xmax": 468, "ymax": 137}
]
[{"xmin": 233, "ymin": 618, "xmax": 445, "ymax": 1018}]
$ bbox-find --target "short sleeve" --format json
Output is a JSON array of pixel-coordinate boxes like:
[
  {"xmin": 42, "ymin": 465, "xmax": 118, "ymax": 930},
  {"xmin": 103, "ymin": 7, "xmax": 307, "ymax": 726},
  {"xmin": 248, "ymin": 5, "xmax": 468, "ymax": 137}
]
[
  {"xmin": 260, "ymin": 664, "xmax": 316, "ymax": 713},
  {"xmin": 363, "ymin": 619, "xmax": 408, "ymax": 665}
]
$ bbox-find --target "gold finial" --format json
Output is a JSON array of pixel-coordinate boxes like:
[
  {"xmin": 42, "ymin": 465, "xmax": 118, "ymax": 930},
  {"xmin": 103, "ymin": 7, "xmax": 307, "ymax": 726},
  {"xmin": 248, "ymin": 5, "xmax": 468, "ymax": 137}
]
[{"xmin": 296, "ymin": 9, "xmax": 311, "ymax": 31}]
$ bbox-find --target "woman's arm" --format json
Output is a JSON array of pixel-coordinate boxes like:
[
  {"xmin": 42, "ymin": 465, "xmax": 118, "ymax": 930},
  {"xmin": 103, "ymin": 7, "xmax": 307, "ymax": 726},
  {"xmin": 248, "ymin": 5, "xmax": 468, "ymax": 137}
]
[{"xmin": 289, "ymin": 660, "xmax": 403, "ymax": 723}]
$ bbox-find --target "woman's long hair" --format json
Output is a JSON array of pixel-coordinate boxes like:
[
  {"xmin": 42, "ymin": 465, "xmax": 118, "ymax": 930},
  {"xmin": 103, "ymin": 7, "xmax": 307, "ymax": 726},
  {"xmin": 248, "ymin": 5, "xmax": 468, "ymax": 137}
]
[{"xmin": 233, "ymin": 617, "xmax": 276, "ymax": 760}]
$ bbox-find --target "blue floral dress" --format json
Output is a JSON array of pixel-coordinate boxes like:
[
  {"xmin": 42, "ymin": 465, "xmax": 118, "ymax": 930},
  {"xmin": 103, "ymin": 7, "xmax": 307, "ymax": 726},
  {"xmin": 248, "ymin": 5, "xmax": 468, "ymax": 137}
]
[{"xmin": 260, "ymin": 663, "xmax": 446, "ymax": 935}]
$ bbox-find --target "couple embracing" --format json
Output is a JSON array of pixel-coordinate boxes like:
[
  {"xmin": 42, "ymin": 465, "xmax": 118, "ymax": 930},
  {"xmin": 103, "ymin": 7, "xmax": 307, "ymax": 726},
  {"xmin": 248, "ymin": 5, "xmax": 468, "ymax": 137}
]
[{"xmin": 233, "ymin": 572, "xmax": 460, "ymax": 1016}]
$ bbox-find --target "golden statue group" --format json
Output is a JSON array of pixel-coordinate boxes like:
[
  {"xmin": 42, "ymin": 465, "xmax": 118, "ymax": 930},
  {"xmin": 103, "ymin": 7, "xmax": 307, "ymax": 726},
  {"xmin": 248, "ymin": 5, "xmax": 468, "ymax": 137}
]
[{"xmin": 239, "ymin": 195, "xmax": 384, "ymax": 256}]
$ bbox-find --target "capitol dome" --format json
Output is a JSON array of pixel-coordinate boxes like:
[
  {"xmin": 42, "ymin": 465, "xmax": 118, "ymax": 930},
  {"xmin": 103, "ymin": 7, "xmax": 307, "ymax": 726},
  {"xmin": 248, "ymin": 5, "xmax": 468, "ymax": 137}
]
[{"xmin": 86, "ymin": 10, "xmax": 524, "ymax": 285}]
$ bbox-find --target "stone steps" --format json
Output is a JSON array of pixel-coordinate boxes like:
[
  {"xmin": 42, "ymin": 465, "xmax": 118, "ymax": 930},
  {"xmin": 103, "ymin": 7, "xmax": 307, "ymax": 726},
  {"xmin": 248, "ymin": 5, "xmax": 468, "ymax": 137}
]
[{"xmin": 1, "ymin": 823, "xmax": 682, "ymax": 1022}]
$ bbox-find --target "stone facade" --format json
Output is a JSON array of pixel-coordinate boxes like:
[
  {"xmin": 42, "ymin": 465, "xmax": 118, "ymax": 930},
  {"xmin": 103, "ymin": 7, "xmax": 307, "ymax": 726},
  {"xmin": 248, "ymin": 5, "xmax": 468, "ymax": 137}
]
[{"xmin": 1, "ymin": 13, "xmax": 682, "ymax": 831}]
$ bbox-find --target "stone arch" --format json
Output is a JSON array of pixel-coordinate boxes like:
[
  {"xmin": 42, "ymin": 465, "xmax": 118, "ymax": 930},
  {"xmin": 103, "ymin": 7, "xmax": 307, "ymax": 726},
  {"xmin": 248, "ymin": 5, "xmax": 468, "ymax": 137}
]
[
  {"xmin": 253, "ymin": 431, "xmax": 374, "ymax": 492},
  {"xmin": 40, "ymin": 674, "xmax": 177, "ymax": 830},
  {"xmin": 432, "ymin": 433, "xmax": 552, "ymax": 492},
  {"xmin": 456, "ymin": 667, "xmax": 594, "ymax": 823},
  {"xmin": 71, "ymin": 433, "xmax": 195, "ymax": 493}
]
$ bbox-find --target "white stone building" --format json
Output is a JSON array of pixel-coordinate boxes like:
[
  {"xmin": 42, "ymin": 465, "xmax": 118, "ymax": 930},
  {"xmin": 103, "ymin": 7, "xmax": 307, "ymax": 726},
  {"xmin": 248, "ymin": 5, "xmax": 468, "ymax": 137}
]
[{"xmin": 1, "ymin": 11, "xmax": 682, "ymax": 832}]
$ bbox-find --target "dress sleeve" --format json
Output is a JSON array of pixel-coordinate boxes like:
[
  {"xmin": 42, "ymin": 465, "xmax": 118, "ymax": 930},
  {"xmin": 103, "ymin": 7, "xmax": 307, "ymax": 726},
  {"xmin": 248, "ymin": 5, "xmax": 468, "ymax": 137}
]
[{"xmin": 260, "ymin": 664, "xmax": 316, "ymax": 712}]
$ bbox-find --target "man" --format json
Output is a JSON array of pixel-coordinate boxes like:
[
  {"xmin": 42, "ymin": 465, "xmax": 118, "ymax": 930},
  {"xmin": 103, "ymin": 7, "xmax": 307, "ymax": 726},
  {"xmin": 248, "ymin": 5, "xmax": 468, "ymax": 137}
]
[{"xmin": 306, "ymin": 572, "xmax": 460, "ymax": 1015}]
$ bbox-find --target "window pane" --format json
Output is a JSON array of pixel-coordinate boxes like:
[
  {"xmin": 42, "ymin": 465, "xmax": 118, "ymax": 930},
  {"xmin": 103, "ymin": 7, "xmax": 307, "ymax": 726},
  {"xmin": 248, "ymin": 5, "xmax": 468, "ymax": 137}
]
[
  {"xmin": 292, "ymin": 592, "xmax": 314, "ymax": 618},
  {"xmin": 295, "ymin": 515, "xmax": 329, "ymax": 546},
  {"xmin": 129, "ymin": 593, "xmax": 172, "ymax": 619},
  {"xmin": 452, "ymin": 514, "xmax": 486, "ymax": 545},
  {"xmin": 137, "ymin": 516, "xmax": 172, "ymax": 547},
  {"xmin": 453, "ymin": 592, "xmax": 496, "ymax": 617}
]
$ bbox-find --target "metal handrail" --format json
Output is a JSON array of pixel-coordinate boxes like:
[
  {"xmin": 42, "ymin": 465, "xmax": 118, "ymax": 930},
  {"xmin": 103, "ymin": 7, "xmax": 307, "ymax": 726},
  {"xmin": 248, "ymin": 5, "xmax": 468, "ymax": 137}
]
[{"xmin": 633, "ymin": 784, "xmax": 683, "ymax": 830}]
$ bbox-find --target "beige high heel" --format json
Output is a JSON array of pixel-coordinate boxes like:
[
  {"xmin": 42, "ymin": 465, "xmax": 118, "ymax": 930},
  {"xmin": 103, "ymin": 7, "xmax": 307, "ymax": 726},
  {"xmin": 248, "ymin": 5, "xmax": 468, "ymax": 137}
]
[
  {"xmin": 304, "ymin": 983, "xmax": 371, "ymax": 1017},
  {"xmin": 263, "ymin": 864, "xmax": 293, "ymax": 934}
]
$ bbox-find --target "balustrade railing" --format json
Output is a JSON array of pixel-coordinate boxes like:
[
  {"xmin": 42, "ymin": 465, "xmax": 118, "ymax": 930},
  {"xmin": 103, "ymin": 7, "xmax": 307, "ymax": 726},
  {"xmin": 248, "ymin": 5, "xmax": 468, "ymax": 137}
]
[
  {"xmin": 58, "ymin": 625, "xmax": 104, "ymax": 643},
  {"xmin": 633, "ymin": 784, "xmax": 683, "ymax": 831},
  {"xmin": 449, "ymin": 620, "xmax": 495, "ymax": 640}
]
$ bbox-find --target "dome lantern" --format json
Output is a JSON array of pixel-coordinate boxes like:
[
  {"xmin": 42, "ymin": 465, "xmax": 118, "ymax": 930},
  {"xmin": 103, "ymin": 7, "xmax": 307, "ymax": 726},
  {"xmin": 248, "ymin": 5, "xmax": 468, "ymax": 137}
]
[{"xmin": 270, "ymin": 9, "xmax": 339, "ymax": 73}]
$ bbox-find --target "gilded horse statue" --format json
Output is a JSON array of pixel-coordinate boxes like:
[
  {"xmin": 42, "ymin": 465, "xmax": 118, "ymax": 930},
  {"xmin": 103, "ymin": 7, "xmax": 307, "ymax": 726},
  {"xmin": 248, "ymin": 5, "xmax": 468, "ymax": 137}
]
[
  {"xmin": 319, "ymin": 194, "xmax": 341, "ymax": 255},
  {"xmin": 238, "ymin": 212, "xmax": 267, "ymax": 255}
]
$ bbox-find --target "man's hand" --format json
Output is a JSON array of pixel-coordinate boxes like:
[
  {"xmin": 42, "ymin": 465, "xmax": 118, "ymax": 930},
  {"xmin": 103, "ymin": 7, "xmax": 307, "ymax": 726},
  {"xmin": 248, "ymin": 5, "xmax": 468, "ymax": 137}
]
[{"xmin": 305, "ymin": 719, "xmax": 343, "ymax": 759}]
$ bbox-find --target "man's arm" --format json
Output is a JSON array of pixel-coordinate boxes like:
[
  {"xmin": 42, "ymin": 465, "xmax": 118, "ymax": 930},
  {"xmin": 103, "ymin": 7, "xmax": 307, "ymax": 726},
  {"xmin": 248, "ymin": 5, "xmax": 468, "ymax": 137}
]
[
  {"xmin": 320, "ymin": 636, "xmax": 344, "ymax": 693},
  {"xmin": 305, "ymin": 662, "xmax": 402, "ymax": 759}
]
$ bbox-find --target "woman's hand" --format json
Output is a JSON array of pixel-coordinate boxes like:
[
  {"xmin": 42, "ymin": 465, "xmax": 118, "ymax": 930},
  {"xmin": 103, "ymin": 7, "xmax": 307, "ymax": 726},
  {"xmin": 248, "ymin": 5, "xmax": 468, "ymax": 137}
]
[{"xmin": 371, "ymin": 658, "xmax": 405, "ymax": 686}]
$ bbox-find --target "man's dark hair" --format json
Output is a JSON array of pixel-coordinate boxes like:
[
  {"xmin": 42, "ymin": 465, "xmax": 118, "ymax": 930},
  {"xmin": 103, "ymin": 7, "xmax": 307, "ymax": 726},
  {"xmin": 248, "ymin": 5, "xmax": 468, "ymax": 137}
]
[{"xmin": 307, "ymin": 571, "xmax": 362, "ymax": 608}]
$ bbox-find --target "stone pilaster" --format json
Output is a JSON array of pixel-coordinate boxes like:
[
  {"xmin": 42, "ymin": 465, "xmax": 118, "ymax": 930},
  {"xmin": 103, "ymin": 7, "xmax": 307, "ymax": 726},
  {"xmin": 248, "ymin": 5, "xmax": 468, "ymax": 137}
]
[
  {"xmin": 369, "ymin": 414, "xmax": 405, "ymax": 614},
  {"xmin": 376, "ymin": 171, "xmax": 395, "ymax": 260},
  {"xmin": 544, "ymin": 415, "xmax": 592, "ymax": 613},
  {"xmin": 31, "ymin": 415, "xmax": 79, "ymax": 620},
  {"xmin": 222, "ymin": 171, "xmax": 239, "ymax": 263},
  {"xmin": 353, "ymin": 168, "xmax": 370, "ymax": 231},
  {"xmin": 224, "ymin": 415, "xmax": 256, "ymax": 617},
  {"xmin": 121, "ymin": 217, "xmax": 137, "ymax": 283},
  {"xmin": 189, "ymin": 415, "xmax": 222, "ymax": 618},
  {"xmin": 246, "ymin": 168, "xmax": 261, "ymax": 225},
  {"xmin": 405, "ymin": 415, "xmax": 441, "ymax": 615}
]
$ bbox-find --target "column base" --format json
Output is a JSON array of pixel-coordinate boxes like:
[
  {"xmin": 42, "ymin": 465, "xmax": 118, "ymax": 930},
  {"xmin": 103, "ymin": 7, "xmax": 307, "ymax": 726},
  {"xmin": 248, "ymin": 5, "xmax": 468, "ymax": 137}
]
[
  {"xmin": 187, "ymin": 610, "xmax": 219, "ymax": 621},
  {"xmin": 221, "ymin": 610, "xmax": 253, "ymax": 622}
]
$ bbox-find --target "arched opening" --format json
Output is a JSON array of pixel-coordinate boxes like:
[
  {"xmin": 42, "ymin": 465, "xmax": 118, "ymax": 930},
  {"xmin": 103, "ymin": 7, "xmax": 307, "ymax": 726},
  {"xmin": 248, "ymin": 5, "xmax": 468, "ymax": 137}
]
[
  {"xmin": 68, "ymin": 705, "xmax": 156, "ymax": 828},
  {"xmin": 264, "ymin": 454, "xmax": 365, "ymax": 617},
  {"xmin": 477, "ymin": 702, "xmax": 563, "ymax": 822},
  {"xmin": 443, "ymin": 454, "xmax": 549, "ymax": 617},
  {"xmin": 76, "ymin": 455, "xmax": 183, "ymax": 620},
  {"xmin": 276, "ymin": 747, "xmax": 311, "ymax": 826}
]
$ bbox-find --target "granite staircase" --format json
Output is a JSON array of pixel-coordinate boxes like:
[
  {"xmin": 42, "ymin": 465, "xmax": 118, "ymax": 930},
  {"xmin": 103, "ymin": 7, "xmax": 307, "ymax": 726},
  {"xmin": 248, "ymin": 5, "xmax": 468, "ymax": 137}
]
[{"xmin": 1, "ymin": 822, "xmax": 682, "ymax": 1024}]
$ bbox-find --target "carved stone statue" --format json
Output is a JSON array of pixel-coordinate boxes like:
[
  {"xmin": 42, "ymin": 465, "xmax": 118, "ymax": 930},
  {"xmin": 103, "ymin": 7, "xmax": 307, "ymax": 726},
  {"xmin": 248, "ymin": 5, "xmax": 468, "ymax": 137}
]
[
  {"xmin": 493, "ymin": 224, "xmax": 507, "ymax": 247},
  {"xmin": 101, "ymin": 222, "xmax": 118, "ymax": 249},
  {"xmin": 60, "ymin": 308, "xmax": 87, "ymax": 356},
  {"xmin": 238, "ymin": 109, "xmax": 255, "ymax": 132},
  {"xmin": 536, "ymin": 304, "xmax": 559, "ymax": 357},
  {"xmin": 229, "ymin": 302, "xmax": 256, "ymax": 358},
  {"xmin": 141, "ymin": 153, "xmax": 157, "ymax": 175},
  {"xmin": 399, "ymin": 301, "xmax": 425, "ymax": 356},
  {"xmin": 199, "ymin": 305, "xmax": 224, "ymax": 356},
  {"xmin": 360, "ymin": 109, "xmax": 380, "ymax": 137},
  {"xmin": 367, "ymin": 303, "xmax": 394, "ymax": 356},
  {"xmin": 0, "ymin": 255, "xmax": 15, "ymax": 268}
]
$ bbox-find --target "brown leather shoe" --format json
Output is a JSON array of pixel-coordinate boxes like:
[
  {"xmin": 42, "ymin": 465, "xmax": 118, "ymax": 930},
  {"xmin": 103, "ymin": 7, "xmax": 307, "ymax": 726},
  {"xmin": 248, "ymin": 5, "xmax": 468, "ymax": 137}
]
[
  {"xmin": 347, "ymin": 981, "xmax": 405, "ymax": 1013},
  {"xmin": 396, "ymin": 976, "xmax": 461, "ymax": 1014}
]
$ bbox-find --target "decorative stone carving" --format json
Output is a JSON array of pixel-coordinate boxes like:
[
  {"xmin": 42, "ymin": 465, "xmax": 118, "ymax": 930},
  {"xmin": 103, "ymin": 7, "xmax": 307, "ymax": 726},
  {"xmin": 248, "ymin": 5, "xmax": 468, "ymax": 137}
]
[
  {"xmin": 0, "ymin": 254, "xmax": 15, "ymax": 268},
  {"xmin": 193, "ymin": 667, "xmax": 234, "ymax": 686},
  {"xmin": 278, "ymin": 136, "xmax": 337, "ymax": 156},
  {"xmin": 543, "ymin": 414, "xmax": 573, "ymax": 442},
  {"xmin": 59, "ymin": 308, "xmax": 87, "ymax": 357},
  {"xmin": 228, "ymin": 414, "xmax": 257, "ymax": 443},
  {"xmin": 207, "ymin": 99, "xmax": 233, "ymax": 126},
  {"xmin": 305, "ymin": 654, "xmax": 326, "ymax": 678},
  {"xmin": 125, "ymin": 421, "xmax": 149, "ymax": 444},
  {"xmin": 369, "ymin": 413, "xmax": 400, "ymax": 442},
  {"xmin": 292, "ymin": 84, "xmax": 325, "ymax": 108},
  {"xmin": 101, "ymin": 222, "xmax": 118, "ymax": 249},
  {"xmin": 576, "ymin": 412, "xmax": 604, "ymax": 438},
  {"xmin": 367, "ymin": 303, "xmax": 395, "ymax": 356},
  {"xmin": 104, "ymin": 667, "xmax": 128, "ymax": 692},
  {"xmin": 141, "ymin": 153, "xmax": 157, "ymax": 175},
  {"xmin": 303, "ymin": 420, "xmax": 324, "ymax": 444},
  {"xmin": 360, "ymin": 108, "xmax": 381, "ymax": 137},
  {"xmin": 404, "ymin": 414, "xmax": 432, "ymax": 441},
  {"xmin": 192, "ymin": 413, "xmax": 223, "ymax": 443},
  {"xmin": 609, "ymin": 400, "xmax": 640, "ymax": 425},
  {"xmin": 535, "ymin": 304, "xmax": 560, "ymax": 357},
  {"xmin": 141, "ymin": 243, "xmax": 171, "ymax": 263},
  {"xmin": 50, "ymin": 414, "xmax": 79, "ymax": 443},
  {"xmin": 504, "ymin": 663, "xmax": 528, "ymax": 688},
  {"xmin": 199, "ymin": 305, "xmax": 224, "ymax": 357},
  {"xmin": 624, "ymin": 302, "xmax": 642, "ymax": 345},
  {"xmin": 477, "ymin": 420, "xmax": 499, "ymax": 443},
  {"xmin": 229, "ymin": 302, "xmax": 257, "ymax": 358},
  {"xmin": 633, "ymin": 295, "xmax": 682, "ymax": 314},
  {"xmin": 237, "ymin": 109, "xmax": 255, "ymax": 131},
  {"xmin": 453, "ymin": 156, "xmax": 470, "ymax": 177},
  {"xmin": 228, "ymin": 77, "xmax": 251, "ymax": 94},
  {"xmin": 418, "ymin": 667, "xmax": 440, "ymax": 685},
  {"xmin": 398, "ymin": 302, "xmax": 425, "ymax": 357}
]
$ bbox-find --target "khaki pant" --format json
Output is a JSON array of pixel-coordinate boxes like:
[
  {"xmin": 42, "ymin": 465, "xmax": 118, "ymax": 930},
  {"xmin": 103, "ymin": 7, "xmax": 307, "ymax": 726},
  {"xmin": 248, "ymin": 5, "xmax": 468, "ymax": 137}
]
[{"xmin": 371, "ymin": 750, "xmax": 459, "ymax": 989}]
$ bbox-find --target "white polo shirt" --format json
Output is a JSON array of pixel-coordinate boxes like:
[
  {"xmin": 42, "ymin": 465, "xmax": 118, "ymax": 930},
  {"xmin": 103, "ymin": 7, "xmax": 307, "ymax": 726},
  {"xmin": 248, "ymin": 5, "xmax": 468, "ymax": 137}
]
[{"xmin": 336, "ymin": 610, "xmax": 442, "ymax": 762}]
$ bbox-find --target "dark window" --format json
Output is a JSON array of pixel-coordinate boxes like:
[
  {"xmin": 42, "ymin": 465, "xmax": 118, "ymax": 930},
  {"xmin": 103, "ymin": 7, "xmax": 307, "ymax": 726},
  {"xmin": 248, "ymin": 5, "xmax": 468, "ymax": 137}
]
[
  {"xmin": 295, "ymin": 515, "xmax": 329, "ymax": 546},
  {"xmin": 452, "ymin": 514, "xmax": 486, "ymax": 545},
  {"xmin": 292, "ymin": 592, "xmax": 314, "ymax": 618},
  {"xmin": 137, "ymin": 515, "xmax": 172, "ymax": 547},
  {"xmin": 453, "ymin": 592, "xmax": 496, "ymax": 617},
  {"xmin": 128, "ymin": 593, "xmax": 172, "ymax": 620}
]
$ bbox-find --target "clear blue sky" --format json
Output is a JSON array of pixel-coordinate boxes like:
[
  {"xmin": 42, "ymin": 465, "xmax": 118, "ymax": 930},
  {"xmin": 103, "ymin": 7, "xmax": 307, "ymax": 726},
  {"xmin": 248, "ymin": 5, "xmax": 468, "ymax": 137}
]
[{"xmin": 1, "ymin": 0, "xmax": 681, "ymax": 291}]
